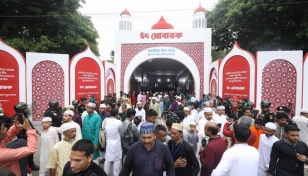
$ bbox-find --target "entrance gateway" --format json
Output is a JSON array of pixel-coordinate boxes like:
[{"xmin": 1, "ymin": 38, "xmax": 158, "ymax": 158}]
[{"xmin": 114, "ymin": 5, "xmax": 211, "ymax": 99}]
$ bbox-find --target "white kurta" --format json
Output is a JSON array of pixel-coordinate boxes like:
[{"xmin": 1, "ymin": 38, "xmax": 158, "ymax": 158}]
[
  {"xmin": 137, "ymin": 93, "xmax": 142, "ymax": 102},
  {"xmin": 292, "ymin": 115, "xmax": 308, "ymax": 146},
  {"xmin": 40, "ymin": 127, "xmax": 59, "ymax": 175},
  {"xmin": 197, "ymin": 117, "xmax": 215, "ymax": 141},
  {"xmin": 213, "ymin": 114, "xmax": 228, "ymax": 137},
  {"xmin": 105, "ymin": 117, "xmax": 122, "ymax": 161},
  {"xmin": 212, "ymin": 143, "xmax": 259, "ymax": 176},
  {"xmin": 182, "ymin": 115, "xmax": 196, "ymax": 141},
  {"xmin": 149, "ymin": 102, "xmax": 161, "ymax": 118},
  {"xmin": 257, "ymin": 134, "xmax": 278, "ymax": 176},
  {"xmin": 135, "ymin": 108, "xmax": 146, "ymax": 122}
]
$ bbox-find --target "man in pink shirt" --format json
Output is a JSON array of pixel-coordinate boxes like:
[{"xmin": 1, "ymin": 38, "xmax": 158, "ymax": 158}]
[{"xmin": 0, "ymin": 115, "xmax": 38, "ymax": 176}]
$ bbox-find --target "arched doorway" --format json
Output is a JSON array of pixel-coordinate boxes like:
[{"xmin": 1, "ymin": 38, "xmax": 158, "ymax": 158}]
[
  {"xmin": 122, "ymin": 47, "xmax": 201, "ymax": 99},
  {"xmin": 129, "ymin": 58, "xmax": 195, "ymax": 94}
]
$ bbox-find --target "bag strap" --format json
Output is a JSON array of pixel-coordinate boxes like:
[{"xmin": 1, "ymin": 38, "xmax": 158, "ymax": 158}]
[{"xmin": 102, "ymin": 118, "xmax": 108, "ymax": 130}]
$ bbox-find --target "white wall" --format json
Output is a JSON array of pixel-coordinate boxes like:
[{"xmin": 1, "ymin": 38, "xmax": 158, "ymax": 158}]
[{"xmin": 303, "ymin": 53, "xmax": 308, "ymax": 108}]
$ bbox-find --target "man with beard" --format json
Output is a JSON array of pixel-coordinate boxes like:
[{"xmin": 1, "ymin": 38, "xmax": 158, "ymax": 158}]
[
  {"xmin": 292, "ymin": 108, "xmax": 308, "ymax": 146},
  {"xmin": 98, "ymin": 104, "xmax": 111, "ymax": 122},
  {"xmin": 197, "ymin": 108, "xmax": 215, "ymax": 143},
  {"xmin": 168, "ymin": 123, "xmax": 200, "ymax": 176},
  {"xmin": 60, "ymin": 110, "xmax": 82, "ymax": 140},
  {"xmin": 274, "ymin": 112, "xmax": 288, "ymax": 140},
  {"xmin": 120, "ymin": 122, "xmax": 175, "ymax": 176},
  {"xmin": 257, "ymin": 122, "xmax": 278, "ymax": 176},
  {"xmin": 268, "ymin": 124, "xmax": 308, "ymax": 176},
  {"xmin": 135, "ymin": 102, "xmax": 146, "ymax": 122},
  {"xmin": 82, "ymin": 103, "xmax": 102, "ymax": 164}
]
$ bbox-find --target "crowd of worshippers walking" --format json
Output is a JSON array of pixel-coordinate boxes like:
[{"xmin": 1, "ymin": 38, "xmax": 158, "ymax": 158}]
[{"xmin": 1, "ymin": 90, "xmax": 308, "ymax": 176}]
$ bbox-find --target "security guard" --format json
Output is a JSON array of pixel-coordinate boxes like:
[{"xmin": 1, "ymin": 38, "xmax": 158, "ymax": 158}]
[
  {"xmin": 43, "ymin": 100, "xmax": 63, "ymax": 127},
  {"xmin": 260, "ymin": 100, "xmax": 275, "ymax": 126},
  {"xmin": 236, "ymin": 100, "xmax": 244, "ymax": 119},
  {"xmin": 77, "ymin": 97, "xmax": 87, "ymax": 115}
]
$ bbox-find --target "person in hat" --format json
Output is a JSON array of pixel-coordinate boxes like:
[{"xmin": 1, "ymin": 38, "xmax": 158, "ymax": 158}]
[
  {"xmin": 46, "ymin": 123, "xmax": 77, "ymax": 176},
  {"xmin": 135, "ymin": 101, "xmax": 146, "ymax": 122},
  {"xmin": 120, "ymin": 122, "xmax": 175, "ymax": 176},
  {"xmin": 212, "ymin": 124, "xmax": 259, "ymax": 176},
  {"xmin": 199, "ymin": 122, "xmax": 226, "ymax": 176},
  {"xmin": 98, "ymin": 104, "xmax": 111, "ymax": 122},
  {"xmin": 0, "ymin": 114, "xmax": 38, "ymax": 176},
  {"xmin": 257, "ymin": 122, "xmax": 279, "ymax": 176},
  {"xmin": 182, "ymin": 107, "xmax": 197, "ymax": 142},
  {"xmin": 292, "ymin": 108, "xmax": 308, "ymax": 146},
  {"xmin": 81, "ymin": 102, "xmax": 102, "ymax": 164},
  {"xmin": 77, "ymin": 97, "xmax": 87, "ymax": 115},
  {"xmin": 260, "ymin": 100, "xmax": 275, "ymax": 126},
  {"xmin": 60, "ymin": 110, "xmax": 82, "ymax": 140},
  {"xmin": 197, "ymin": 108, "xmax": 215, "ymax": 143},
  {"xmin": 276, "ymin": 106, "xmax": 291, "ymax": 114},
  {"xmin": 188, "ymin": 122, "xmax": 198, "ymax": 155},
  {"xmin": 268, "ymin": 124, "xmax": 308, "ymax": 176},
  {"xmin": 67, "ymin": 102, "xmax": 82, "ymax": 129},
  {"xmin": 213, "ymin": 106, "xmax": 228, "ymax": 137},
  {"xmin": 39, "ymin": 117, "xmax": 59, "ymax": 176},
  {"xmin": 168, "ymin": 123, "xmax": 200, "ymax": 176}
]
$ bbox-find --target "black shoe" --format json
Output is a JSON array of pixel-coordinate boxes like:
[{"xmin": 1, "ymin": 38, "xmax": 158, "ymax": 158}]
[{"xmin": 29, "ymin": 164, "xmax": 39, "ymax": 170}]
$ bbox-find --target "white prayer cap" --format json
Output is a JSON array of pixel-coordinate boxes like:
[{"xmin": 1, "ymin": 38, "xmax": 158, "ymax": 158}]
[
  {"xmin": 64, "ymin": 110, "xmax": 74, "ymax": 116},
  {"xmin": 217, "ymin": 106, "xmax": 225, "ymax": 110},
  {"xmin": 183, "ymin": 107, "xmax": 190, "ymax": 111},
  {"xmin": 151, "ymin": 97, "xmax": 156, "ymax": 100},
  {"xmin": 204, "ymin": 107, "xmax": 213, "ymax": 113},
  {"xmin": 171, "ymin": 123, "xmax": 183, "ymax": 131},
  {"xmin": 300, "ymin": 108, "xmax": 308, "ymax": 114},
  {"xmin": 61, "ymin": 122, "xmax": 76, "ymax": 132},
  {"xmin": 66, "ymin": 105, "xmax": 74, "ymax": 110},
  {"xmin": 88, "ymin": 102, "xmax": 96, "ymax": 108},
  {"xmin": 178, "ymin": 102, "xmax": 182, "ymax": 106},
  {"xmin": 146, "ymin": 91, "xmax": 149, "ymax": 93},
  {"xmin": 189, "ymin": 122, "xmax": 196, "ymax": 126},
  {"xmin": 100, "ymin": 104, "xmax": 106, "ymax": 108},
  {"xmin": 149, "ymin": 97, "xmax": 152, "ymax": 100},
  {"xmin": 165, "ymin": 94, "xmax": 169, "ymax": 97},
  {"xmin": 137, "ymin": 101, "xmax": 142, "ymax": 105},
  {"xmin": 42, "ymin": 117, "xmax": 52, "ymax": 122},
  {"xmin": 265, "ymin": 122, "xmax": 276, "ymax": 131}
]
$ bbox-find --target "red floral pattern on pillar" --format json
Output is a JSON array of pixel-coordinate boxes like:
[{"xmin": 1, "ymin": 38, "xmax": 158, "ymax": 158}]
[
  {"xmin": 32, "ymin": 61, "xmax": 64, "ymax": 121},
  {"xmin": 121, "ymin": 43, "xmax": 204, "ymax": 97},
  {"xmin": 261, "ymin": 59, "xmax": 296, "ymax": 113}
]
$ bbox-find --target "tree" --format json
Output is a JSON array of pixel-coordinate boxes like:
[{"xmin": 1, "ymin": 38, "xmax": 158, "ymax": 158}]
[
  {"xmin": 207, "ymin": 0, "xmax": 308, "ymax": 54},
  {"xmin": 0, "ymin": 0, "xmax": 99, "ymax": 57}
]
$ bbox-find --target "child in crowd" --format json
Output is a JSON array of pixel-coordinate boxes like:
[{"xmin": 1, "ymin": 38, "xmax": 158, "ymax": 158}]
[
  {"xmin": 188, "ymin": 122, "xmax": 198, "ymax": 154},
  {"xmin": 39, "ymin": 117, "xmax": 59, "ymax": 176}
]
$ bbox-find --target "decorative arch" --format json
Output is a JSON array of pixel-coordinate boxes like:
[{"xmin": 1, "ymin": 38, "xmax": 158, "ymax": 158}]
[
  {"xmin": 209, "ymin": 68, "xmax": 218, "ymax": 97},
  {"xmin": 70, "ymin": 46, "xmax": 105, "ymax": 102},
  {"xmin": 32, "ymin": 61, "xmax": 64, "ymax": 121},
  {"xmin": 120, "ymin": 43, "xmax": 204, "ymax": 99},
  {"xmin": 303, "ymin": 53, "xmax": 308, "ymax": 108},
  {"xmin": 0, "ymin": 39, "xmax": 26, "ymax": 117},
  {"xmin": 123, "ymin": 46, "xmax": 202, "ymax": 99},
  {"xmin": 106, "ymin": 68, "xmax": 115, "ymax": 95},
  {"xmin": 261, "ymin": 59, "xmax": 297, "ymax": 113},
  {"xmin": 219, "ymin": 42, "xmax": 256, "ymax": 102}
]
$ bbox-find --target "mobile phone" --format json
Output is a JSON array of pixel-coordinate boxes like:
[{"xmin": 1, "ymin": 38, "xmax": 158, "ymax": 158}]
[
  {"xmin": 201, "ymin": 138, "xmax": 207, "ymax": 147},
  {"xmin": 217, "ymin": 123, "xmax": 222, "ymax": 128},
  {"xmin": 17, "ymin": 113, "xmax": 24, "ymax": 124}
]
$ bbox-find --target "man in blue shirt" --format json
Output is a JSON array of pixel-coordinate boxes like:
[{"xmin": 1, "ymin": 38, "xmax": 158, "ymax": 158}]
[{"xmin": 120, "ymin": 122, "xmax": 175, "ymax": 176}]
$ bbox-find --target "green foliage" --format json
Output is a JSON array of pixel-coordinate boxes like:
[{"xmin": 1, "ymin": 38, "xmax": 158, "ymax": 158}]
[
  {"xmin": 207, "ymin": 0, "xmax": 308, "ymax": 54},
  {"xmin": 0, "ymin": 0, "xmax": 99, "ymax": 57}
]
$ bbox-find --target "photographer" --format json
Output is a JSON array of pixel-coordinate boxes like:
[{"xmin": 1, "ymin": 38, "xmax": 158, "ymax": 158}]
[
  {"xmin": 199, "ymin": 122, "xmax": 226, "ymax": 176},
  {"xmin": 0, "ymin": 114, "xmax": 38, "ymax": 176}
]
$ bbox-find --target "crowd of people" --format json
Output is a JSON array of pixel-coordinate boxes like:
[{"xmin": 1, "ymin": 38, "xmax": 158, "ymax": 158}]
[{"xmin": 0, "ymin": 90, "xmax": 308, "ymax": 176}]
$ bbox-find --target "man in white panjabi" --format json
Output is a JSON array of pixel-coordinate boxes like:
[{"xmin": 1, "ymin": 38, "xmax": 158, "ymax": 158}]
[
  {"xmin": 39, "ymin": 117, "xmax": 59, "ymax": 176},
  {"xmin": 198, "ymin": 101, "xmax": 210, "ymax": 121},
  {"xmin": 257, "ymin": 122, "xmax": 279, "ymax": 176},
  {"xmin": 135, "ymin": 101, "xmax": 146, "ymax": 122},
  {"xmin": 292, "ymin": 108, "xmax": 308, "ymax": 146},
  {"xmin": 212, "ymin": 123, "xmax": 259, "ymax": 176},
  {"xmin": 197, "ymin": 107, "xmax": 215, "ymax": 142},
  {"xmin": 213, "ymin": 106, "xmax": 228, "ymax": 137},
  {"xmin": 182, "ymin": 107, "xmax": 198, "ymax": 141},
  {"xmin": 103, "ymin": 109, "xmax": 122, "ymax": 176},
  {"xmin": 60, "ymin": 110, "xmax": 82, "ymax": 140}
]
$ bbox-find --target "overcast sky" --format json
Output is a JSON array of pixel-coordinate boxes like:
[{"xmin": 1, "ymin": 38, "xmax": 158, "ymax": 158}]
[{"xmin": 80, "ymin": 0, "xmax": 219, "ymax": 60}]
